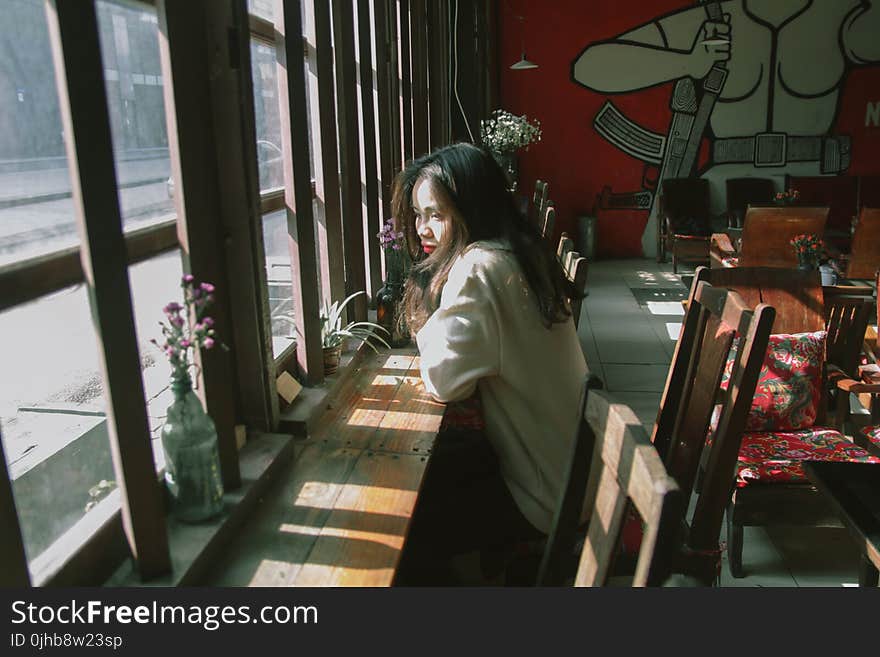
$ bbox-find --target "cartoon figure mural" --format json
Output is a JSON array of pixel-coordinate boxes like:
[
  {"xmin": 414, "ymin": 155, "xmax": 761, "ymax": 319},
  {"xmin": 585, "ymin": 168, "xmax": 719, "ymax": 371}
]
[{"xmin": 571, "ymin": 0, "xmax": 880, "ymax": 258}]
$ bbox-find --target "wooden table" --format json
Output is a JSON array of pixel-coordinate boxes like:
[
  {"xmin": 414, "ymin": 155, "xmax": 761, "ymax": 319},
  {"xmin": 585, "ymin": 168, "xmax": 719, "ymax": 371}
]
[
  {"xmin": 208, "ymin": 347, "xmax": 445, "ymax": 586},
  {"xmin": 803, "ymin": 461, "xmax": 880, "ymax": 587}
]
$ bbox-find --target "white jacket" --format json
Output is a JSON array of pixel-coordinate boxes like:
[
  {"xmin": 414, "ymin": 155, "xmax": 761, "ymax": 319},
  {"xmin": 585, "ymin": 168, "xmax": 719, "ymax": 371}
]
[{"xmin": 416, "ymin": 240, "xmax": 587, "ymax": 534}]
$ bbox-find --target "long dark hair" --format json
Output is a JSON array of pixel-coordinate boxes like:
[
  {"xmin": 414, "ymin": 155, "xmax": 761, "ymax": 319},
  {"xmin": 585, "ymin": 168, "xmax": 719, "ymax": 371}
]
[{"xmin": 390, "ymin": 142, "xmax": 579, "ymax": 334}]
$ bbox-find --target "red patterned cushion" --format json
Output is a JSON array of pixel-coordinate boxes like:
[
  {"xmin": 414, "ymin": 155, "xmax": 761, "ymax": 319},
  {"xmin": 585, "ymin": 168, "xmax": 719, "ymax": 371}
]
[
  {"xmin": 860, "ymin": 425, "xmax": 880, "ymax": 450},
  {"xmin": 721, "ymin": 255, "xmax": 739, "ymax": 268},
  {"xmin": 735, "ymin": 428, "xmax": 880, "ymax": 487},
  {"xmin": 721, "ymin": 331, "xmax": 825, "ymax": 432}
]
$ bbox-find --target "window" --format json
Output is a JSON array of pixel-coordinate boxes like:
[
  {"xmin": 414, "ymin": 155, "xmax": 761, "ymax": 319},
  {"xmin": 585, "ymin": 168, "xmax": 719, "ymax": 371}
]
[{"xmin": 0, "ymin": 0, "xmax": 73, "ymax": 267}]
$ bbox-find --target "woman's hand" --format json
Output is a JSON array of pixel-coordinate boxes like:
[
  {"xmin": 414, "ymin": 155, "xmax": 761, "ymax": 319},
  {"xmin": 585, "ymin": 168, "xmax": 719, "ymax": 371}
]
[{"xmin": 687, "ymin": 15, "xmax": 731, "ymax": 79}]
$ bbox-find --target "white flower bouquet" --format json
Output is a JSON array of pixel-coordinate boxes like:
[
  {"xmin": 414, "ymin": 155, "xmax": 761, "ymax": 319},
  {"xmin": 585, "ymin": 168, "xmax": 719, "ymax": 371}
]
[{"xmin": 480, "ymin": 109, "xmax": 542, "ymax": 155}]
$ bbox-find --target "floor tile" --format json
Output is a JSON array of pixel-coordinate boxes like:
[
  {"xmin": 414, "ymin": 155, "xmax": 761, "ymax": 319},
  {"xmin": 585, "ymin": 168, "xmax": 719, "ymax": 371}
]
[{"xmin": 602, "ymin": 363, "xmax": 669, "ymax": 393}]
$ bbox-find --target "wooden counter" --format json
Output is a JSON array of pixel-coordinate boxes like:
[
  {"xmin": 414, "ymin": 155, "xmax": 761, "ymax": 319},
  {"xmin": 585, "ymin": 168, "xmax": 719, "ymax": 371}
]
[{"xmin": 207, "ymin": 348, "xmax": 444, "ymax": 586}]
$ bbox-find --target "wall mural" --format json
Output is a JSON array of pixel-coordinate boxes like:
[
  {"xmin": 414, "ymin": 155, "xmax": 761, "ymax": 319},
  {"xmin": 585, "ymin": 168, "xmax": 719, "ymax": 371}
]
[{"xmin": 570, "ymin": 0, "xmax": 880, "ymax": 257}]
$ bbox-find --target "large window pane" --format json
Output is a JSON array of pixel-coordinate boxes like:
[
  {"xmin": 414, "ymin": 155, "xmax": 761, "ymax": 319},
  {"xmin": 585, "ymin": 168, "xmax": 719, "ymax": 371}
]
[
  {"xmin": 262, "ymin": 209, "xmax": 296, "ymax": 357},
  {"xmin": 0, "ymin": 285, "xmax": 115, "ymax": 570},
  {"xmin": 0, "ymin": 0, "xmax": 173, "ymax": 269},
  {"xmin": 128, "ymin": 250, "xmax": 184, "ymax": 473},
  {"xmin": 250, "ymin": 39, "xmax": 284, "ymax": 192},
  {"xmin": 0, "ymin": 0, "xmax": 72, "ymax": 267},
  {"xmin": 97, "ymin": 0, "xmax": 174, "ymax": 233},
  {"xmin": 248, "ymin": 0, "xmax": 275, "ymax": 22}
]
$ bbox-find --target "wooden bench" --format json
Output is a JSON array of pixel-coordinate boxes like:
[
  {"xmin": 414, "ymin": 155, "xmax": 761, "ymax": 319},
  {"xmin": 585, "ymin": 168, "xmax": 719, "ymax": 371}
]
[{"xmin": 208, "ymin": 347, "xmax": 443, "ymax": 586}]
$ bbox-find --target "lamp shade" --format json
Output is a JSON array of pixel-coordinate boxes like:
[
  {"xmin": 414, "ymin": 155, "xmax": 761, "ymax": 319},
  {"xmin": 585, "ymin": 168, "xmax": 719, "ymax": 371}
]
[{"xmin": 510, "ymin": 54, "xmax": 538, "ymax": 70}]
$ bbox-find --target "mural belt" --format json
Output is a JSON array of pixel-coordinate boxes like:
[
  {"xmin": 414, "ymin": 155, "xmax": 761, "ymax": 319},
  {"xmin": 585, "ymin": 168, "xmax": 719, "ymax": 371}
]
[{"xmin": 712, "ymin": 134, "xmax": 851, "ymax": 174}]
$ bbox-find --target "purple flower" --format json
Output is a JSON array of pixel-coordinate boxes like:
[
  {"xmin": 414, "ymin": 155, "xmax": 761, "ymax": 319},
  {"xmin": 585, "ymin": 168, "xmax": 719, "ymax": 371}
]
[
  {"xmin": 200, "ymin": 282, "xmax": 215, "ymax": 294},
  {"xmin": 183, "ymin": 274, "xmax": 195, "ymax": 284},
  {"xmin": 179, "ymin": 339, "xmax": 191, "ymax": 348},
  {"xmin": 203, "ymin": 337, "xmax": 215, "ymax": 349},
  {"xmin": 163, "ymin": 302, "xmax": 183, "ymax": 315},
  {"xmin": 202, "ymin": 317, "xmax": 214, "ymax": 328},
  {"xmin": 170, "ymin": 315, "xmax": 185, "ymax": 328}
]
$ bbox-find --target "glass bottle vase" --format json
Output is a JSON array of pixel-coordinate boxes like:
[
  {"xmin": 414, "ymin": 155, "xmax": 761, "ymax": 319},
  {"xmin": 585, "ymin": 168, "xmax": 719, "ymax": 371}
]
[
  {"xmin": 376, "ymin": 249, "xmax": 410, "ymax": 347},
  {"xmin": 161, "ymin": 372, "xmax": 225, "ymax": 523}
]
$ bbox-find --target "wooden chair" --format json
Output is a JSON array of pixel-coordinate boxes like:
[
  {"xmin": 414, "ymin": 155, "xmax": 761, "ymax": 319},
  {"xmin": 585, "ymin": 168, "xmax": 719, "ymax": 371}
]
[
  {"xmin": 531, "ymin": 179, "xmax": 549, "ymax": 230},
  {"xmin": 724, "ymin": 177, "xmax": 775, "ymax": 229},
  {"xmin": 540, "ymin": 203, "xmax": 556, "ymax": 243},
  {"xmin": 572, "ymin": 391, "xmax": 684, "ymax": 586},
  {"xmin": 699, "ymin": 267, "xmax": 880, "ymax": 578},
  {"xmin": 537, "ymin": 273, "xmax": 774, "ymax": 586},
  {"xmin": 651, "ymin": 271, "xmax": 776, "ymax": 584},
  {"xmin": 710, "ymin": 205, "xmax": 829, "ymax": 269},
  {"xmin": 657, "ymin": 178, "xmax": 712, "ymax": 272},
  {"xmin": 842, "ymin": 207, "xmax": 880, "ymax": 280},
  {"xmin": 556, "ymin": 233, "xmax": 588, "ymax": 328}
]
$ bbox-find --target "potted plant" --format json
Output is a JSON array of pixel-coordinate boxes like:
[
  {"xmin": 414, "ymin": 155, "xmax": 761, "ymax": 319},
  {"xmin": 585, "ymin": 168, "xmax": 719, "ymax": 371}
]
[
  {"xmin": 790, "ymin": 233, "xmax": 824, "ymax": 270},
  {"xmin": 321, "ymin": 291, "xmax": 391, "ymax": 375}
]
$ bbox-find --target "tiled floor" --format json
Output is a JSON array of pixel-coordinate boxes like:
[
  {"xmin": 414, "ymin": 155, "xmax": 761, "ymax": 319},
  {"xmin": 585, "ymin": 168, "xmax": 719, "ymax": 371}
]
[{"xmin": 577, "ymin": 259, "xmax": 863, "ymax": 587}]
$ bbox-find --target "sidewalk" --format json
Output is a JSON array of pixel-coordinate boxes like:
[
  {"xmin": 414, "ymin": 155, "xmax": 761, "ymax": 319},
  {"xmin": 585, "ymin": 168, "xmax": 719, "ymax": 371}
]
[{"xmin": 0, "ymin": 154, "xmax": 171, "ymax": 208}]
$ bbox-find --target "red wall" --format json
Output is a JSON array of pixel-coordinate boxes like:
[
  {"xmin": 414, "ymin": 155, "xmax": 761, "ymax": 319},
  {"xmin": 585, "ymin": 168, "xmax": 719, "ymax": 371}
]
[{"xmin": 497, "ymin": 0, "xmax": 880, "ymax": 258}]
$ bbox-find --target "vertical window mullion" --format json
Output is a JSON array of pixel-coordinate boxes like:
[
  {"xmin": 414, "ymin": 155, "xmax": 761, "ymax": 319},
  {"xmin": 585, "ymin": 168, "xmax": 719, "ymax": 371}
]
[
  {"xmin": 277, "ymin": 0, "xmax": 325, "ymax": 384},
  {"xmin": 44, "ymin": 0, "xmax": 171, "ymax": 580},
  {"xmin": 397, "ymin": 0, "xmax": 413, "ymax": 165},
  {"xmin": 333, "ymin": 0, "xmax": 368, "ymax": 322},
  {"xmin": 374, "ymin": 0, "xmax": 398, "ymax": 223},
  {"xmin": 157, "ymin": 0, "xmax": 245, "ymax": 489},
  {"xmin": 409, "ymin": 0, "xmax": 428, "ymax": 157},
  {"xmin": 427, "ymin": 0, "xmax": 450, "ymax": 150},
  {"xmin": 308, "ymin": 0, "xmax": 347, "ymax": 306},
  {"xmin": 0, "ymin": 432, "xmax": 30, "ymax": 586},
  {"xmin": 357, "ymin": 0, "xmax": 382, "ymax": 297}
]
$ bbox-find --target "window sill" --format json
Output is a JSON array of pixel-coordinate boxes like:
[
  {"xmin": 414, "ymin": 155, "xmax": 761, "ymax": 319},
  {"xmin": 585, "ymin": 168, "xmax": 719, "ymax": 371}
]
[{"xmin": 100, "ymin": 432, "xmax": 295, "ymax": 586}]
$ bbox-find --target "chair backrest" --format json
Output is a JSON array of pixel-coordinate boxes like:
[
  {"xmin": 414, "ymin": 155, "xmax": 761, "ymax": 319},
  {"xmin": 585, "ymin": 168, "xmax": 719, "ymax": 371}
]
[
  {"xmin": 540, "ymin": 203, "xmax": 556, "ymax": 242},
  {"xmin": 561, "ymin": 248, "xmax": 588, "ymax": 329},
  {"xmin": 847, "ymin": 207, "xmax": 880, "ymax": 279},
  {"xmin": 557, "ymin": 231, "xmax": 574, "ymax": 261},
  {"xmin": 651, "ymin": 270, "xmax": 775, "ymax": 582},
  {"xmin": 738, "ymin": 205, "xmax": 828, "ymax": 268},
  {"xmin": 531, "ymin": 179, "xmax": 549, "ymax": 229},
  {"xmin": 660, "ymin": 178, "xmax": 711, "ymax": 235},
  {"xmin": 725, "ymin": 177, "xmax": 775, "ymax": 227},
  {"xmin": 573, "ymin": 391, "xmax": 683, "ymax": 587}
]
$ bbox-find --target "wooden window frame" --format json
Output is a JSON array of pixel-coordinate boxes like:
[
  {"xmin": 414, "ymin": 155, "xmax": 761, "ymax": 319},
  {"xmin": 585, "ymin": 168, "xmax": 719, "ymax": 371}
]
[{"xmin": 2, "ymin": 0, "xmax": 461, "ymax": 587}]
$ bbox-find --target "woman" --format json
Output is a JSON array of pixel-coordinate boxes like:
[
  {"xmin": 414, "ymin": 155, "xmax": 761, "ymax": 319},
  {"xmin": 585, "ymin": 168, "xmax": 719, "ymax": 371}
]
[{"xmin": 392, "ymin": 142, "xmax": 588, "ymax": 583}]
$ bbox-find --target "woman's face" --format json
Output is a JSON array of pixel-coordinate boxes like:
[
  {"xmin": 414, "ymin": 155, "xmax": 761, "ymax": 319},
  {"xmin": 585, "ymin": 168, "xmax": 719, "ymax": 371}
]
[{"xmin": 412, "ymin": 177, "xmax": 455, "ymax": 255}]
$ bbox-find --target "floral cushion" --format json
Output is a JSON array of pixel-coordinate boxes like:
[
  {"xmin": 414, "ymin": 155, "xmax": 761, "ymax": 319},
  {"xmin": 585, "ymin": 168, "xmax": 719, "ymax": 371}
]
[
  {"xmin": 721, "ymin": 255, "xmax": 739, "ymax": 268},
  {"xmin": 734, "ymin": 428, "xmax": 880, "ymax": 487},
  {"xmin": 859, "ymin": 425, "xmax": 880, "ymax": 451},
  {"xmin": 721, "ymin": 331, "xmax": 825, "ymax": 432}
]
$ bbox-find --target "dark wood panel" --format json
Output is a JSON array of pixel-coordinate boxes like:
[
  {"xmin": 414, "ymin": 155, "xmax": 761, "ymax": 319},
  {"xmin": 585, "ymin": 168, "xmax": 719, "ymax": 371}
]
[
  {"xmin": 374, "ymin": 0, "xmax": 398, "ymax": 222},
  {"xmin": 357, "ymin": 0, "xmax": 383, "ymax": 297},
  {"xmin": 158, "ymin": 0, "xmax": 243, "ymax": 487},
  {"xmin": 397, "ymin": 0, "xmax": 413, "ymax": 163},
  {"xmin": 427, "ymin": 0, "xmax": 450, "ymax": 150},
  {"xmin": 277, "ymin": 0, "xmax": 325, "ymax": 384},
  {"xmin": 47, "ymin": 0, "xmax": 170, "ymax": 580},
  {"xmin": 333, "ymin": 0, "xmax": 368, "ymax": 321},
  {"xmin": 409, "ymin": 0, "xmax": 428, "ymax": 157},
  {"xmin": 309, "ymin": 0, "xmax": 347, "ymax": 305}
]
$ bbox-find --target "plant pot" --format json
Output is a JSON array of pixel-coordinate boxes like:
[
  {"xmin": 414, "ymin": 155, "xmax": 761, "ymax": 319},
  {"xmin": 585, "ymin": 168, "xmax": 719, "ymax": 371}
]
[{"xmin": 323, "ymin": 345, "xmax": 343, "ymax": 375}]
